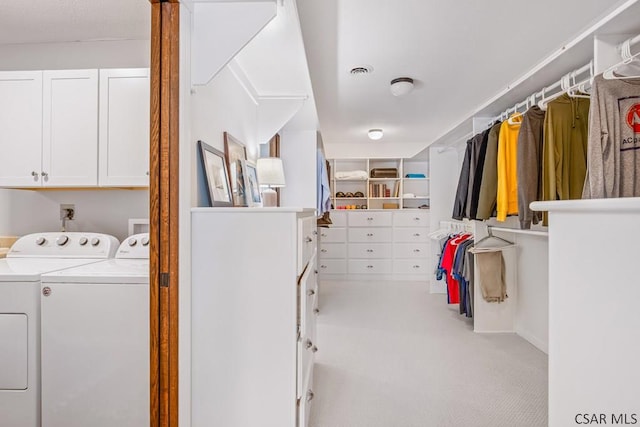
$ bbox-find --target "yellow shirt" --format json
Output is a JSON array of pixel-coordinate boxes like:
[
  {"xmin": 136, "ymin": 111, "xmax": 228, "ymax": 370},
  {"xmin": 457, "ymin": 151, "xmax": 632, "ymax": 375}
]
[{"xmin": 496, "ymin": 114, "xmax": 523, "ymax": 221}]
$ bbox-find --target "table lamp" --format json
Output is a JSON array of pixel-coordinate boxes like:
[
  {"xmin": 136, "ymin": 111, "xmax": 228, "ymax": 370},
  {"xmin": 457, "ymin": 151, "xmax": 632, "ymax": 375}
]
[{"xmin": 256, "ymin": 157, "xmax": 286, "ymax": 207}]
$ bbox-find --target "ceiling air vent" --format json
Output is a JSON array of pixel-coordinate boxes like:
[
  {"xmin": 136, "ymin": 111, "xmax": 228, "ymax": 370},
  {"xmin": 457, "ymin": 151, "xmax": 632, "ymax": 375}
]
[{"xmin": 350, "ymin": 66, "xmax": 373, "ymax": 75}]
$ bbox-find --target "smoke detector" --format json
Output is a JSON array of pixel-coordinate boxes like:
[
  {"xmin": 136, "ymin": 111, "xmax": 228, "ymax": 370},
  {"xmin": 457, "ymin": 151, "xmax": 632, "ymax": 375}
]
[{"xmin": 390, "ymin": 77, "xmax": 414, "ymax": 96}]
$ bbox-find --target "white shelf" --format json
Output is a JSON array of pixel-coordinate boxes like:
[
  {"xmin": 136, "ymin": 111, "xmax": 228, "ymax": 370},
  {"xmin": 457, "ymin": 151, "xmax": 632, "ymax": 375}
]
[
  {"xmin": 369, "ymin": 177, "xmax": 400, "ymax": 181},
  {"xmin": 488, "ymin": 226, "xmax": 549, "ymax": 237},
  {"xmin": 403, "ymin": 177, "xmax": 429, "ymax": 181}
]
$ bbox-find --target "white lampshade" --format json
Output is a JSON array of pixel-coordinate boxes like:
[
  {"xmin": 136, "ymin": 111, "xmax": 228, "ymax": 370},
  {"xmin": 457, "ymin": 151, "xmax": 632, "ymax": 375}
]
[{"xmin": 256, "ymin": 157, "xmax": 286, "ymax": 187}]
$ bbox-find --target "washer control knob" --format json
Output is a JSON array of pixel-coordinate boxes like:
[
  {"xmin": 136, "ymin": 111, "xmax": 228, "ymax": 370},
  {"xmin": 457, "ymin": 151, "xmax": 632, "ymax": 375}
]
[
  {"xmin": 128, "ymin": 238, "xmax": 138, "ymax": 247},
  {"xmin": 141, "ymin": 236, "xmax": 150, "ymax": 247},
  {"xmin": 91, "ymin": 237, "xmax": 100, "ymax": 247},
  {"xmin": 79, "ymin": 237, "xmax": 88, "ymax": 246},
  {"xmin": 56, "ymin": 235, "xmax": 69, "ymax": 246},
  {"xmin": 36, "ymin": 237, "xmax": 47, "ymax": 246}
]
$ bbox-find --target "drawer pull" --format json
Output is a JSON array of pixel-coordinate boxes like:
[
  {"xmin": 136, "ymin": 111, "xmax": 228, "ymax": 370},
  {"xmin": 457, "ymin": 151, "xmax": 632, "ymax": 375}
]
[
  {"xmin": 307, "ymin": 289, "xmax": 315, "ymax": 296},
  {"xmin": 314, "ymin": 308, "xmax": 320, "ymax": 314},
  {"xmin": 367, "ymin": 265, "xmax": 374, "ymax": 269},
  {"xmin": 306, "ymin": 390, "xmax": 315, "ymax": 402},
  {"xmin": 413, "ymin": 249, "xmax": 421, "ymax": 253},
  {"xmin": 320, "ymin": 265, "xmax": 327, "ymax": 269},
  {"xmin": 313, "ymin": 230, "xmax": 318, "ymax": 235},
  {"xmin": 366, "ymin": 249, "xmax": 374, "ymax": 253},
  {"xmin": 321, "ymin": 233, "xmax": 327, "ymax": 237},
  {"xmin": 414, "ymin": 217, "xmax": 420, "ymax": 221},
  {"xmin": 367, "ymin": 217, "xmax": 374, "ymax": 221},
  {"xmin": 413, "ymin": 233, "xmax": 421, "ymax": 237},
  {"xmin": 366, "ymin": 233, "xmax": 374, "ymax": 237},
  {"xmin": 321, "ymin": 249, "xmax": 327, "ymax": 253},
  {"xmin": 413, "ymin": 265, "xmax": 420, "ymax": 269},
  {"xmin": 305, "ymin": 237, "xmax": 313, "ymax": 243}
]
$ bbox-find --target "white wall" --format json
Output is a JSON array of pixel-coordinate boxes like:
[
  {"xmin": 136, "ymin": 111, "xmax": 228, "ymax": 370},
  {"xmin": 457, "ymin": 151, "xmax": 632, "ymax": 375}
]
[
  {"xmin": 0, "ymin": 39, "xmax": 151, "ymax": 242},
  {"xmin": 0, "ymin": 189, "xmax": 148, "ymax": 242},
  {"xmin": 279, "ymin": 130, "xmax": 317, "ymax": 209}
]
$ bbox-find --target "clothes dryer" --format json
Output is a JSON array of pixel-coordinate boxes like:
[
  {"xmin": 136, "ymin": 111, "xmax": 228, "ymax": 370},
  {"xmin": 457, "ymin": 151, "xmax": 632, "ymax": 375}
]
[
  {"xmin": 0, "ymin": 232, "xmax": 119, "ymax": 427},
  {"xmin": 39, "ymin": 233, "xmax": 150, "ymax": 427}
]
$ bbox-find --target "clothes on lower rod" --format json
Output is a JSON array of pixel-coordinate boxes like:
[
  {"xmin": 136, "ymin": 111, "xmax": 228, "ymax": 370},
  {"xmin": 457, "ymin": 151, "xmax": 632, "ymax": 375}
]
[{"xmin": 475, "ymin": 250, "xmax": 507, "ymax": 303}]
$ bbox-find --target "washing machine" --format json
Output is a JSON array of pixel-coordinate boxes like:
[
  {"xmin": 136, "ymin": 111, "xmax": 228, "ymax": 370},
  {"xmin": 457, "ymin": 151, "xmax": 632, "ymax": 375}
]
[
  {"xmin": 39, "ymin": 233, "xmax": 150, "ymax": 427},
  {"xmin": 0, "ymin": 232, "xmax": 119, "ymax": 427}
]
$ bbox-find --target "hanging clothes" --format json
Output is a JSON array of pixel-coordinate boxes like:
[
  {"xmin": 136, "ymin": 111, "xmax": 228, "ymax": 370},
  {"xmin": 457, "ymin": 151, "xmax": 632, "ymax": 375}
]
[
  {"xmin": 467, "ymin": 128, "xmax": 492, "ymax": 219},
  {"xmin": 439, "ymin": 233, "xmax": 472, "ymax": 304},
  {"xmin": 542, "ymin": 94, "xmax": 590, "ymax": 205},
  {"xmin": 452, "ymin": 238, "xmax": 474, "ymax": 317},
  {"xmin": 476, "ymin": 121, "xmax": 502, "ymax": 220},
  {"xmin": 517, "ymin": 106, "xmax": 546, "ymax": 229},
  {"xmin": 452, "ymin": 138, "xmax": 473, "ymax": 220},
  {"xmin": 583, "ymin": 74, "xmax": 640, "ymax": 198},
  {"xmin": 496, "ymin": 114, "xmax": 523, "ymax": 221},
  {"xmin": 317, "ymin": 149, "xmax": 331, "ymax": 215}
]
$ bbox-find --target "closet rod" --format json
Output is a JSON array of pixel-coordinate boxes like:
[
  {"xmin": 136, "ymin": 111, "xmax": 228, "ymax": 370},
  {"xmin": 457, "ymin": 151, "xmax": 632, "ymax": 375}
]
[
  {"xmin": 488, "ymin": 225, "xmax": 549, "ymax": 237},
  {"xmin": 436, "ymin": 131, "xmax": 473, "ymax": 153}
]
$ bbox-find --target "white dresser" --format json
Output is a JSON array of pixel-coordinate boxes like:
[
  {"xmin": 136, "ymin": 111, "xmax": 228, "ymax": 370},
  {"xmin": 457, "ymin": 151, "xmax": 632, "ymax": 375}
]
[
  {"xmin": 319, "ymin": 209, "xmax": 430, "ymax": 281},
  {"xmin": 191, "ymin": 208, "xmax": 317, "ymax": 427}
]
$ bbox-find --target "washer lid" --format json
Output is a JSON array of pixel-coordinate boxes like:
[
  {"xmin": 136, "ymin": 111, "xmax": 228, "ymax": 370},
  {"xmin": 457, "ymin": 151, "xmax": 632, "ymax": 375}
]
[
  {"xmin": 41, "ymin": 259, "xmax": 149, "ymax": 284},
  {"xmin": 0, "ymin": 259, "xmax": 103, "ymax": 282}
]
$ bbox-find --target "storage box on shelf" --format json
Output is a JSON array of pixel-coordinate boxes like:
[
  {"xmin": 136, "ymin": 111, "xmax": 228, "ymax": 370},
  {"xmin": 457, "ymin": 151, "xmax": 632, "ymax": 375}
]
[{"xmin": 318, "ymin": 209, "xmax": 430, "ymax": 281}]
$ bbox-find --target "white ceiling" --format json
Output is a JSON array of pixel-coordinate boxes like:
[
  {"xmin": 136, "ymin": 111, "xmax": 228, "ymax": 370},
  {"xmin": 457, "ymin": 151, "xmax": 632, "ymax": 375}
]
[
  {"xmin": 297, "ymin": 0, "xmax": 632, "ymax": 147},
  {"xmin": 0, "ymin": 0, "xmax": 149, "ymax": 44}
]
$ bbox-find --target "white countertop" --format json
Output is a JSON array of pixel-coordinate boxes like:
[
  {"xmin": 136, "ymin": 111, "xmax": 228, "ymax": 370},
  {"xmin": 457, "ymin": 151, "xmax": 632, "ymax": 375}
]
[{"xmin": 530, "ymin": 197, "xmax": 640, "ymax": 213}]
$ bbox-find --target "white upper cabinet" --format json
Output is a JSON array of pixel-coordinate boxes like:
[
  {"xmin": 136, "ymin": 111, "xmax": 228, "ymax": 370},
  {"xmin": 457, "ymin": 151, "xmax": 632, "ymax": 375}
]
[
  {"xmin": 43, "ymin": 70, "xmax": 99, "ymax": 186},
  {"xmin": 0, "ymin": 71, "xmax": 44, "ymax": 187},
  {"xmin": 99, "ymin": 68, "xmax": 150, "ymax": 187}
]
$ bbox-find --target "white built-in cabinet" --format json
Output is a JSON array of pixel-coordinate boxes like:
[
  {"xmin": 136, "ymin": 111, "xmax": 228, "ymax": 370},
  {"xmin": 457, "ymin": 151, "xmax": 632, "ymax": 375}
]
[
  {"xmin": 191, "ymin": 208, "xmax": 318, "ymax": 427},
  {"xmin": 99, "ymin": 68, "xmax": 150, "ymax": 186},
  {"xmin": 0, "ymin": 68, "xmax": 149, "ymax": 188}
]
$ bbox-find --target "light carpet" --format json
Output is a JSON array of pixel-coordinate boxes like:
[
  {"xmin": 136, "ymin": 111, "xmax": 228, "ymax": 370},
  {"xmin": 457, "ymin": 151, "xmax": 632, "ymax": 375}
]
[{"xmin": 309, "ymin": 280, "xmax": 548, "ymax": 427}]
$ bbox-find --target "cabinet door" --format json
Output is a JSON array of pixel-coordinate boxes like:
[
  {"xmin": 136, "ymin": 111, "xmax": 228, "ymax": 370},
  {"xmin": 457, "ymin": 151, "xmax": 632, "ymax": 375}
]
[
  {"xmin": 99, "ymin": 68, "xmax": 150, "ymax": 186},
  {"xmin": 0, "ymin": 71, "xmax": 43, "ymax": 186},
  {"xmin": 43, "ymin": 70, "xmax": 99, "ymax": 186}
]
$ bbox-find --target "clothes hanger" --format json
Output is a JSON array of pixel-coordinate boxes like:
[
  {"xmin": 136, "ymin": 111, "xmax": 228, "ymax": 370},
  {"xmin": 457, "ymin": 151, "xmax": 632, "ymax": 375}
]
[
  {"xmin": 469, "ymin": 227, "xmax": 515, "ymax": 253},
  {"xmin": 603, "ymin": 39, "xmax": 640, "ymax": 80}
]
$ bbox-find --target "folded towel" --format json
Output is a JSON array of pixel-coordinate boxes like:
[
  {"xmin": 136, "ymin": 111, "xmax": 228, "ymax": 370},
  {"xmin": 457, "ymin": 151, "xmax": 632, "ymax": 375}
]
[
  {"xmin": 335, "ymin": 170, "xmax": 368, "ymax": 180},
  {"xmin": 405, "ymin": 173, "xmax": 426, "ymax": 178}
]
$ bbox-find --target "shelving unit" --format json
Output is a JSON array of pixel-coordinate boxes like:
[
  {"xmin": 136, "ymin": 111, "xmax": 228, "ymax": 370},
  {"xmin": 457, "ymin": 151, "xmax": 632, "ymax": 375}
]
[{"xmin": 329, "ymin": 157, "xmax": 429, "ymax": 210}]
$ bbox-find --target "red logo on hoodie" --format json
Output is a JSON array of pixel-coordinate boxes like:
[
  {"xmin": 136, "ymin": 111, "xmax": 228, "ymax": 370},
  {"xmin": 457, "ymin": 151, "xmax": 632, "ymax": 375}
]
[{"xmin": 628, "ymin": 104, "xmax": 640, "ymax": 133}]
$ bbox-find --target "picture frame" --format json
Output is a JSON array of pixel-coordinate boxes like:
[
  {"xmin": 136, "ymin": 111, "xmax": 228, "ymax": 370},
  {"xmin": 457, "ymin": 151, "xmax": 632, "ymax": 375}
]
[
  {"xmin": 242, "ymin": 160, "xmax": 262, "ymax": 207},
  {"xmin": 223, "ymin": 132, "xmax": 248, "ymax": 207},
  {"xmin": 197, "ymin": 140, "xmax": 233, "ymax": 207}
]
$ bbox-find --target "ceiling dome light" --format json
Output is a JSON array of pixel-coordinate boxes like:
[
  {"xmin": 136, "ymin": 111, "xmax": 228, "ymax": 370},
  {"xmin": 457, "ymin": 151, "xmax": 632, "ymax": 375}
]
[
  {"xmin": 390, "ymin": 77, "xmax": 414, "ymax": 96},
  {"xmin": 368, "ymin": 129, "xmax": 383, "ymax": 140}
]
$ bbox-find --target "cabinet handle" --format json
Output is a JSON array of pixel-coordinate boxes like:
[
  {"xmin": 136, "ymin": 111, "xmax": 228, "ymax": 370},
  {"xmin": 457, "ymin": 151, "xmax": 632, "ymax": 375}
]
[
  {"xmin": 413, "ymin": 249, "xmax": 421, "ymax": 253},
  {"xmin": 305, "ymin": 339, "xmax": 313, "ymax": 349},
  {"xmin": 414, "ymin": 217, "xmax": 420, "ymax": 221},
  {"xmin": 306, "ymin": 390, "xmax": 315, "ymax": 402},
  {"xmin": 321, "ymin": 249, "xmax": 327, "ymax": 253},
  {"xmin": 305, "ymin": 237, "xmax": 313, "ymax": 243},
  {"xmin": 307, "ymin": 289, "xmax": 315, "ymax": 296},
  {"xmin": 31, "ymin": 171, "xmax": 38, "ymax": 177},
  {"xmin": 367, "ymin": 217, "xmax": 373, "ymax": 221},
  {"xmin": 413, "ymin": 233, "xmax": 421, "ymax": 237},
  {"xmin": 366, "ymin": 233, "xmax": 374, "ymax": 237},
  {"xmin": 312, "ymin": 230, "xmax": 318, "ymax": 235},
  {"xmin": 145, "ymin": 171, "xmax": 150, "ymax": 176},
  {"xmin": 41, "ymin": 171, "xmax": 49, "ymax": 178},
  {"xmin": 366, "ymin": 249, "xmax": 373, "ymax": 253},
  {"xmin": 314, "ymin": 308, "xmax": 320, "ymax": 314},
  {"xmin": 413, "ymin": 265, "xmax": 420, "ymax": 269},
  {"xmin": 367, "ymin": 265, "xmax": 374, "ymax": 269},
  {"xmin": 320, "ymin": 265, "xmax": 327, "ymax": 269},
  {"xmin": 321, "ymin": 233, "xmax": 327, "ymax": 237}
]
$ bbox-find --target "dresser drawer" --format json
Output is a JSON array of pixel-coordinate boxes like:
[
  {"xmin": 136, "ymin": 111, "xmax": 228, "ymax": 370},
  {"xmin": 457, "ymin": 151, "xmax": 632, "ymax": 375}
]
[
  {"xmin": 318, "ymin": 259, "xmax": 347, "ymax": 274},
  {"xmin": 298, "ymin": 217, "xmax": 317, "ymax": 272},
  {"xmin": 319, "ymin": 243, "xmax": 346, "ymax": 259},
  {"xmin": 348, "ymin": 243, "xmax": 393, "ymax": 259},
  {"xmin": 329, "ymin": 210, "xmax": 347, "ymax": 227},
  {"xmin": 348, "ymin": 227, "xmax": 392, "ymax": 243},
  {"xmin": 348, "ymin": 259, "xmax": 392, "ymax": 274},
  {"xmin": 393, "ymin": 227, "xmax": 429, "ymax": 243},
  {"xmin": 394, "ymin": 243, "xmax": 429, "ymax": 258},
  {"xmin": 393, "ymin": 211, "xmax": 430, "ymax": 227},
  {"xmin": 348, "ymin": 211, "xmax": 393, "ymax": 227},
  {"xmin": 319, "ymin": 227, "xmax": 346, "ymax": 243},
  {"xmin": 393, "ymin": 258, "xmax": 430, "ymax": 275}
]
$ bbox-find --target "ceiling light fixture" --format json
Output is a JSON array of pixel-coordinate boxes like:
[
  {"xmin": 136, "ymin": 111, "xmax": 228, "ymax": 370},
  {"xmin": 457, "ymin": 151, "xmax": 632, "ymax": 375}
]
[
  {"xmin": 390, "ymin": 77, "xmax": 414, "ymax": 96},
  {"xmin": 368, "ymin": 129, "xmax": 383, "ymax": 140}
]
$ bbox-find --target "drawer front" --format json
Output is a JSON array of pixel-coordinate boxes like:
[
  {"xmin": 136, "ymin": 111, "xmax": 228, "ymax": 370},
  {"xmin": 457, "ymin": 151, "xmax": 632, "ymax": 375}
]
[
  {"xmin": 348, "ymin": 227, "xmax": 392, "ymax": 243},
  {"xmin": 348, "ymin": 243, "xmax": 393, "ymax": 259},
  {"xmin": 319, "ymin": 243, "xmax": 346, "ymax": 259},
  {"xmin": 393, "ymin": 227, "xmax": 429, "ymax": 243},
  {"xmin": 299, "ymin": 357, "xmax": 315, "ymax": 427},
  {"xmin": 348, "ymin": 211, "xmax": 393, "ymax": 227},
  {"xmin": 298, "ymin": 217, "xmax": 317, "ymax": 272},
  {"xmin": 317, "ymin": 259, "xmax": 347, "ymax": 274},
  {"xmin": 394, "ymin": 243, "xmax": 429, "ymax": 258},
  {"xmin": 319, "ymin": 227, "xmax": 346, "ymax": 243},
  {"xmin": 329, "ymin": 210, "xmax": 347, "ymax": 227},
  {"xmin": 348, "ymin": 259, "xmax": 392, "ymax": 275},
  {"xmin": 393, "ymin": 258, "xmax": 430, "ymax": 275},
  {"xmin": 301, "ymin": 267, "xmax": 317, "ymax": 340},
  {"xmin": 393, "ymin": 211, "xmax": 430, "ymax": 227}
]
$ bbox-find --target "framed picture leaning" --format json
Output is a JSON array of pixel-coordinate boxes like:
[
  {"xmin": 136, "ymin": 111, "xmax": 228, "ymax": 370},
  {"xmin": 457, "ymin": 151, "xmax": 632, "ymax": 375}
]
[{"xmin": 198, "ymin": 140, "xmax": 233, "ymax": 207}]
